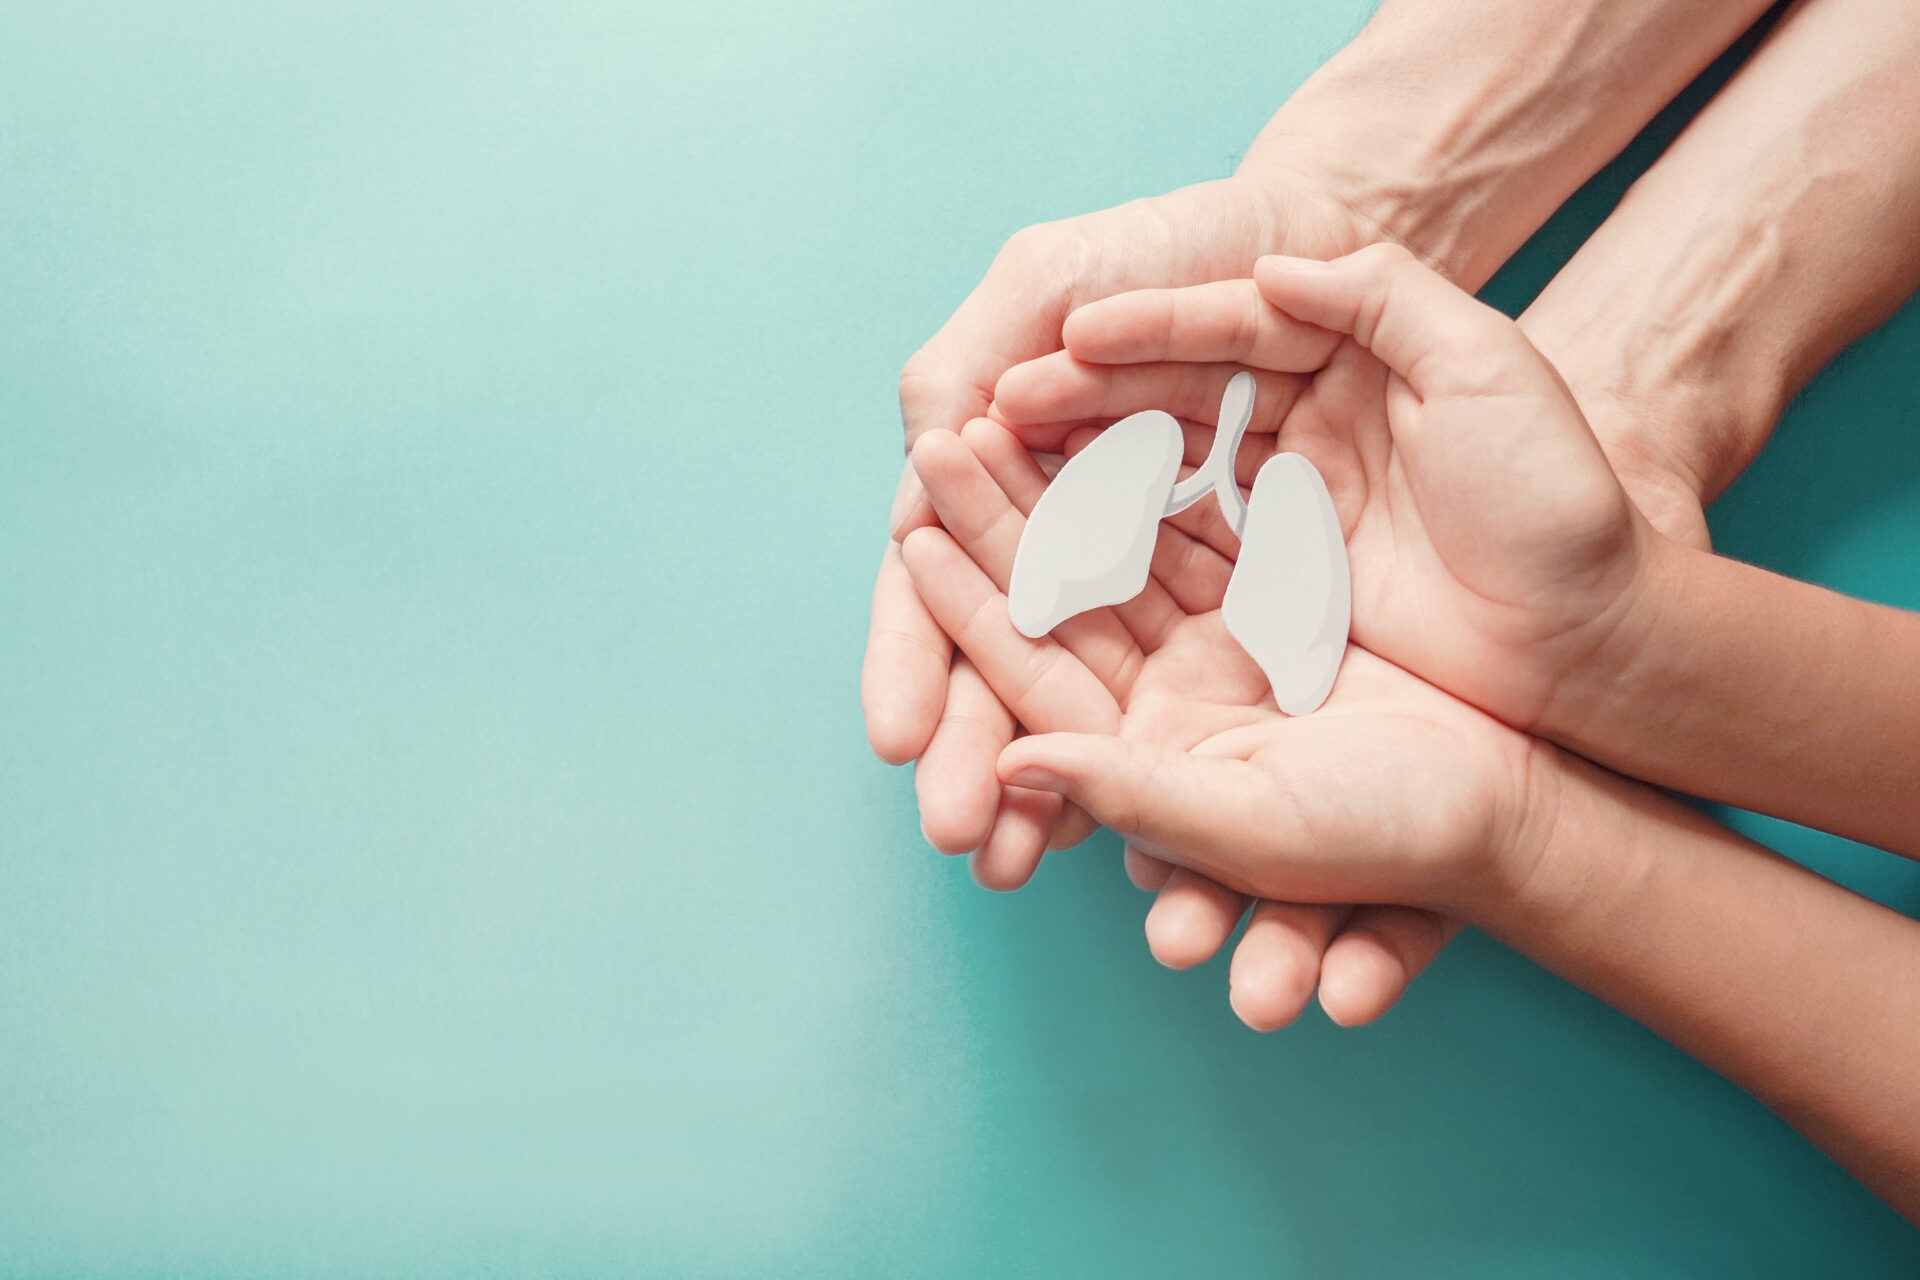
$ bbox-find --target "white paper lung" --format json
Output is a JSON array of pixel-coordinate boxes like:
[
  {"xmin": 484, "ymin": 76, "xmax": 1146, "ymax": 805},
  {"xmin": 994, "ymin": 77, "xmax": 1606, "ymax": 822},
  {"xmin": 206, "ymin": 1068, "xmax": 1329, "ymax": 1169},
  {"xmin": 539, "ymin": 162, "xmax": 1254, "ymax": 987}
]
[
  {"xmin": 1008, "ymin": 409, "xmax": 1182, "ymax": 638},
  {"xmin": 1004, "ymin": 373, "xmax": 1350, "ymax": 716},
  {"xmin": 1221, "ymin": 453, "xmax": 1350, "ymax": 715}
]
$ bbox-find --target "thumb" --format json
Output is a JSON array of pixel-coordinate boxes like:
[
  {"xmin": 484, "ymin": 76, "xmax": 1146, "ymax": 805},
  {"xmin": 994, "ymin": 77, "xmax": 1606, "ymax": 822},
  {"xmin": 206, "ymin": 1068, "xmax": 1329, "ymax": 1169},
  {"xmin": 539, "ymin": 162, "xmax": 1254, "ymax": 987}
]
[
  {"xmin": 998, "ymin": 733, "xmax": 1294, "ymax": 892},
  {"xmin": 1253, "ymin": 244, "xmax": 1538, "ymax": 402}
]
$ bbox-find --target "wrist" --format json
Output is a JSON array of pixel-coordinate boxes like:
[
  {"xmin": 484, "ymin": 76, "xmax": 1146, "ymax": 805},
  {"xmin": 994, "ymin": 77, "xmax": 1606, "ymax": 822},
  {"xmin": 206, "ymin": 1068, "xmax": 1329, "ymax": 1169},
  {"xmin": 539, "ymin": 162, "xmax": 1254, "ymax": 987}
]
[
  {"xmin": 1242, "ymin": 19, "xmax": 1585, "ymax": 290},
  {"xmin": 1522, "ymin": 299, "xmax": 1793, "ymax": 523},
  {"xmin": 1536, "ymin": 525, "xmax": 1699, "ymax": 756},
  {"xmin": 1239, "ymin": 60, "xmax": 1483, "ymax": 285},
  {"xmin": 1468, "ymin": 737, "xmax": 1656, "ymax": 946}
]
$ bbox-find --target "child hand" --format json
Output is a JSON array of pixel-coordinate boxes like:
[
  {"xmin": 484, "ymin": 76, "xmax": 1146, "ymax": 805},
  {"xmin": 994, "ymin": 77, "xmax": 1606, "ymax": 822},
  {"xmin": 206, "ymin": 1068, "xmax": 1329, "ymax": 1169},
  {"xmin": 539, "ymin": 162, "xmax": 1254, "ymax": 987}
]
[
  {"xmin": 996, "ymin": 644, "xmax": 1556, "ymax": 924},
  {"xmin": 905, "ymin": 418, "xmax": 1461, "ymax": 1029},
  {"xmin": 999, "ymin": 243, "xmax": 1662, "ymax": 732}
]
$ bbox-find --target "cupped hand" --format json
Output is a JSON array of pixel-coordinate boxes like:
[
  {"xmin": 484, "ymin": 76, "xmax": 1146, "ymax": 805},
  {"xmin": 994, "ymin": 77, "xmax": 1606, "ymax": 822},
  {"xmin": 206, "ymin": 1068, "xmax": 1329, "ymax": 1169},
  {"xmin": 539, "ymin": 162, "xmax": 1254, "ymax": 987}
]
[
  {"xmin": 865, "ymin": 173, "xmax": 1368, "ymax": 811},
  {"xmin": 904, "ymin": 417, "xmax": 1461, "ymax": 1029},
  {"xmin": 996, "ymin": 643, "xmax": 1557, "ymax": 934},
  {"xmin": 1006, "ymin": 243, "xmax": 1663, "ymax": 734}
]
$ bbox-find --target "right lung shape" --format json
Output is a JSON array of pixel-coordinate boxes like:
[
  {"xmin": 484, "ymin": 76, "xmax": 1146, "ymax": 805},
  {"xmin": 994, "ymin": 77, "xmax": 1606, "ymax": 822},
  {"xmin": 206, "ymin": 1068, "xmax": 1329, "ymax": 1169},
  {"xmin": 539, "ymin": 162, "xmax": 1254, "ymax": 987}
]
[
  {"xmin": 1221, "ymin": 453, "xmax": 1351, "ymax": 716},
  {"xmin": 1008, "ymin": 409, "xmax": 1182, "ymax": 638}
]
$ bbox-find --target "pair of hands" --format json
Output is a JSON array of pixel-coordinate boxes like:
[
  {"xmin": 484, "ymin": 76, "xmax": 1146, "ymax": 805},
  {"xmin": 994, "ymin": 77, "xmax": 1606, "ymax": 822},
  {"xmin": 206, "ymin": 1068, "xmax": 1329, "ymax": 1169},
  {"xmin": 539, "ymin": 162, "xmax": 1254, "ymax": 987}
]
[{"xmin": 865, "ymin": 177, "xmax": 1682, "ymax": 1029}]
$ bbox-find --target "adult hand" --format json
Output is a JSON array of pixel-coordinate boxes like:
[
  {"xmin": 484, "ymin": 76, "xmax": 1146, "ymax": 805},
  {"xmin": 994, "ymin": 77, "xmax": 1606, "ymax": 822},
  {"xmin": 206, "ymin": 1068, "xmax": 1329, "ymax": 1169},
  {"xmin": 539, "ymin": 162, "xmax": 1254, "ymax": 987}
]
[
  {"xmin": 866, "ymin": 172, "xmax": 1363, "ymax": 784},
  {"xmin": 871, "ymin": 0, "xmax": 1779, "ymax": 1023}
]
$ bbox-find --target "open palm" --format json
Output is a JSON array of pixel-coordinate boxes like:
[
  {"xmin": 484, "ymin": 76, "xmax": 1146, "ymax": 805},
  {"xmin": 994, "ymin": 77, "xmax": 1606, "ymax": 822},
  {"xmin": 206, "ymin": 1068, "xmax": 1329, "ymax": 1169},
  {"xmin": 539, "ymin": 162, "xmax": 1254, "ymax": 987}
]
[
  {"xmin": 905, "ymin": 417, "xmax": 1461, "ymax": 1029},
  {"xmin": 1001, "ymin": 245, "xmax": 1658, "ymax": 733},
  {"xmin": 1005, "ymin": 641, "xmax": 1543, "ymax": 917}
]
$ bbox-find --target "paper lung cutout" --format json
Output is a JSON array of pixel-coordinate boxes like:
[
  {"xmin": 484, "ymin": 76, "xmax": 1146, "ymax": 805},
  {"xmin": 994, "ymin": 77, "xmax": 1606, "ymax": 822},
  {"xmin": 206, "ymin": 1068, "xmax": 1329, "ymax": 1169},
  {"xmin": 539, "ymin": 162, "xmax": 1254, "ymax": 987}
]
[
  {"xmin": 1221, "ymin": 454, "xmax": 1351, "ymax": 715},
  {"xmin": 1008, "ymin": 372, "xmax": 1351, "ymax": 715},
  {"xmin": 1007, "ymin": 409, "xmax": 1183, "ymax": 637}
]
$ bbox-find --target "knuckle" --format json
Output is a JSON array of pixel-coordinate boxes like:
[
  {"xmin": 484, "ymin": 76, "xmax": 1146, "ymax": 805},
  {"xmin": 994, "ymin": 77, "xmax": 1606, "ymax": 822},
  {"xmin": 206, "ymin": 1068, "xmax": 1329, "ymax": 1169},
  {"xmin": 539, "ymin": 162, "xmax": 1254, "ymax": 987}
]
[
  {"xmin": 1356, "ymin": 274, "xmax": 1395, "ymax": 350},
  {"xmin": 871, "ymin": 623, "xmax": 950, "ymax": 670},
  {"xmin": 1231, "ymin": 286, "xmax": 1265, "ymax": 362},
  {"xmin": 998, "ymin": 221, "xmax": 1060, "ymax": 267},
  {"xmin": 897, "ymin": 354, "xmax": 943, "ymax": 429},
  {"xmin": 998, "ymin": 219, "xmax": 1095, "ymax": 312},
  {"xmin": 1117, "ymin": 744, "xmax": 1159, "ymax": 835}
]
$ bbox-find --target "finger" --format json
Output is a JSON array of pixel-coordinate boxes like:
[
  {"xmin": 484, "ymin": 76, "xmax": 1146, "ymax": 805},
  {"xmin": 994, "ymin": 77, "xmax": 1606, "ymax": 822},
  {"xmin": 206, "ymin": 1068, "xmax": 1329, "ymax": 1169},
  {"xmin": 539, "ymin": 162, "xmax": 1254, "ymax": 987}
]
[
  {"xmin": 901, "ymin": 528, "xmax": 1122, "ymax": 737},
  {"xmin": 888, "ymin": 462, "xmax": 940, "ymax": 542},
  {"xmin": 1254, "ymin": 246, "xmax": 1530, "ymax": 401},
  {"xmin": 931, "ymin": 420, "xmax": 1194, "ymax": 678},
  {"xmin": 897, "ymin": 247, "xmax": 1046, "ymax": 448},
  {"xmin": 998, "ymin": 733, "xmax": 1293, "ymax": 892},
  {"xmin": 1061, "ymin": 279, "xmax": 1341, "ymax": 371},
  {"xmin": 970, "ymin": 785, "xmax": 1061, "ymax": 892},
  {"xmin": 1048, "ymin": 802, "xmax": 1099, "ymax": 850},
  {"xmin": 911, "ymin": 428, "xmax": 1149, "ymax": 696},
  {"xmin": 910, "ymin": 428, "xmax": 1029, "ymax": 590},
  {"xmin": 862, "ymin": 539, "xmax": 951, "ymax": 765},
  {"xmin": 1229, "ymin": 900, "xmax": 1352, "ymax": 1033},
  {"xmin": 1317, "ymin": 907, "xmax": 1463, "ymax": 1027},
  {"xmin": 913, "ymin": 657, "xmax": 1012, "ymax": 855},
  {"xmin": 899, "ymin": 356, "xmax": 994, "ymax": 450},
  {"xmin": 961, "ymin": 417, "xmax": 1053, "ymax": 516},
  {"xmin": 1144, "ymin": 509, "xmax": 1237, "ymax": 617},
  {"xmin": 1143, "ymin": 869, "xmax": 1248, "ymax": 970},
  {"xmin": 994, "ymin": 355, "xmax": 1300, "ymax": 437},
  {"xmin": 1125, "ymin": 846, "xmax": 1174, "ymax": 891}
]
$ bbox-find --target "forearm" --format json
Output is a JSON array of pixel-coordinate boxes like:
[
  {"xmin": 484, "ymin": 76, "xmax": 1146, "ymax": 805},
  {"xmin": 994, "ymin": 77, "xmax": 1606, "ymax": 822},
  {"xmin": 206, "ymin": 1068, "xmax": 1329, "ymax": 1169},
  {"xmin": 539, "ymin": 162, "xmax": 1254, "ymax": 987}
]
[
  {"xmin": 1551, "ymin": 539, "xmax": 1920, "ymax": 859},
  {"xmin": 1523, "ymin": 0, "xmax": 1920, "ymax": 518},
  {"xmin": 1486, "ymin": 751, "xmax": 1920, "ymax": 1220},
  {"xmin": 1246, "ymin": 0, "xmax": 1774, "ymax": 289}
]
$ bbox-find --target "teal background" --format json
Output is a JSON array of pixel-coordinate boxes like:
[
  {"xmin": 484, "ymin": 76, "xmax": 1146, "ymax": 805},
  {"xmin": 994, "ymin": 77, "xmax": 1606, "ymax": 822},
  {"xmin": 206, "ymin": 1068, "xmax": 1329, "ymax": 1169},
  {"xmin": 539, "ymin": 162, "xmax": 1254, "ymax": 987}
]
[{"xmin": 4, "ymin": 0, "xmax": 1918, "ymax": 1274}]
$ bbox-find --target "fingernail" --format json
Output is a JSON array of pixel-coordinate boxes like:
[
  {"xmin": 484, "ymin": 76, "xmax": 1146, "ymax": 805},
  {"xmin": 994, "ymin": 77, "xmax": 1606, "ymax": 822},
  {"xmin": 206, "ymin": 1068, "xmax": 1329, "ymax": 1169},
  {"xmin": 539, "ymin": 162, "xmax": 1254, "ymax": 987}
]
[
  {"xmin": 1317, "ymin": 969, "xmax": 1360, "ymax": 1027},
  {"xmin": 1005, "ymin": 765, "xmax": 1067, "ymax": 793}
]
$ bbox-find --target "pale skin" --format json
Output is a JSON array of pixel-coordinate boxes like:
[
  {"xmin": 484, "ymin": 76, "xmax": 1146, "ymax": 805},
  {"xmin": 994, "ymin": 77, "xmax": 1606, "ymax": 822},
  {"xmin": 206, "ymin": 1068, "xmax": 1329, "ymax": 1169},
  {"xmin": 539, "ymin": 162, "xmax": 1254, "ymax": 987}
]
[
  {"xmin": 877, "ymin": 0, "xmax": 1920, "ymax": 1029},
  {"xmin": 929, "ymin": 244, "xmax": 1920, "ymax": 1220},
  {"xmin": 1056, "ymin": 238, "xmax": 1920, "ymax": 852},
  {"xmin": 866, "ymin": 0, "xmax": 1780, "ymax": 1027},
  {"xmin": 1523, "ymin": 0, "xmax": 1920, "ymax": 534}
]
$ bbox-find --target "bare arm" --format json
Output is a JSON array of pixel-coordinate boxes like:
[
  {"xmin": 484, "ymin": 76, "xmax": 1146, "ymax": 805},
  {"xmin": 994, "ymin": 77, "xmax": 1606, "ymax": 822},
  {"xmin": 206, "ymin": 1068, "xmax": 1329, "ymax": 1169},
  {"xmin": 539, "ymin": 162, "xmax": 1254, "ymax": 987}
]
[
  {"xmin": 871, "ymin": 0, "xmax": 1780, "ymax": 765},
  {"xmin": 1249, "ymin": 0, "xmax": 1777, "ymax": 291},
  {"xmin": 1498, "ymin": 751, "xmax": 1920, "ymax": 1219},
  {"xmin": 1551, "ymin": 537, "xmax": 1920, "ymax": 860},
  {"xmin": 1521, "ymin": 0, "xmax": 1920, "ymax": 546},
  {"xmin": 866, "ymin": 0, "xmax": 1780, "ymax": 1022},
  {"xmin": 1321, "ymin": 0, "xmax": 1920, "ymax": 863},
  {"xmin": 982, "ymin": 645, "xmax": 1920, "ymax": 1221}
]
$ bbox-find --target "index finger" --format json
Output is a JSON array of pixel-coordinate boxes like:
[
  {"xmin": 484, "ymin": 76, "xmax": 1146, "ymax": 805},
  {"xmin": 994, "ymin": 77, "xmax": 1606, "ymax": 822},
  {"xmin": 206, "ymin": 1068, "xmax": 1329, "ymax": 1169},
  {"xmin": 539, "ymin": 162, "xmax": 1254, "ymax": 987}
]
[{"xmin": 1061, "ymin": 279, "xmax": 1341, "ymax": 371}]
